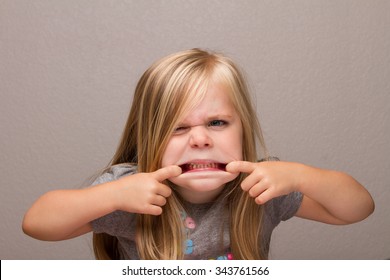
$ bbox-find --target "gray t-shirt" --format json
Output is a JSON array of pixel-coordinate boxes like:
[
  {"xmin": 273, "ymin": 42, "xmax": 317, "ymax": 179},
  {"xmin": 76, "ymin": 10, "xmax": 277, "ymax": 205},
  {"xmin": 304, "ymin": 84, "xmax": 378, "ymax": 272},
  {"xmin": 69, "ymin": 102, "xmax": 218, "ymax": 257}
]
[{"xmin": 91, "ymin": 164, "xmax": 303, "ymax": 259}]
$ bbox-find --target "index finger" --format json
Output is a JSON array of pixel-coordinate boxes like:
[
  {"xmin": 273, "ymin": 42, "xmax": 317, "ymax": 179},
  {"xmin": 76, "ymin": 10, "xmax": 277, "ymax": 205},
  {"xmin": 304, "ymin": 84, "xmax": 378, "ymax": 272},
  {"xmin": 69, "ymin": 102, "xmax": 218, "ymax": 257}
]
[
  {"xmin": 226, "ymin": 161, "xmax": 257, "ymax": 174},
  {"xmin": 151, "ymin": 165, "xmax": 182, "ymax": 182}
]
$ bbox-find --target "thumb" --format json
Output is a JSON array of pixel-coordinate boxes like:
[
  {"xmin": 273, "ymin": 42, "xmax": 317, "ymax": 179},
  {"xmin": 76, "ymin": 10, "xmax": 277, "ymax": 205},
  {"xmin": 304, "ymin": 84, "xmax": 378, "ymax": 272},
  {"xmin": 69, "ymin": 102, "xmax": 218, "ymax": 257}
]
[
  {"xmin": 226, "ymin": 161, "xmax": 256, "ymax": 174},
  {"xmin": 151, "ymin": 165, "xmax": 182, "ymax": 182}
]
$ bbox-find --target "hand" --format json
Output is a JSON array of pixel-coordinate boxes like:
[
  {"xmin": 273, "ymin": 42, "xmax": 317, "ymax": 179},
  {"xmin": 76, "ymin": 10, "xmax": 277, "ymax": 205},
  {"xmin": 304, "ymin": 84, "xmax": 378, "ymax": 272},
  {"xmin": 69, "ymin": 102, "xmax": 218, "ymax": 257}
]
[
  {"xmin": 226, "ymin": 161, "xmax": 301, "ymax": 204},
  {"xmin": 115, "ymin": 165, "xmax": 182, "ymax": 215}
]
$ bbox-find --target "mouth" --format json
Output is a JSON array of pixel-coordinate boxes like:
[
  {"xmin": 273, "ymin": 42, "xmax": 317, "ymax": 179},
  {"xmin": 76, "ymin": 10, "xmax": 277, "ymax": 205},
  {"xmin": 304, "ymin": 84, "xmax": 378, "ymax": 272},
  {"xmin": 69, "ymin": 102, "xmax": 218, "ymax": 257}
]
[{"xmin": 179, "ymin": 161, "xmax": 227, "ymax": 173}]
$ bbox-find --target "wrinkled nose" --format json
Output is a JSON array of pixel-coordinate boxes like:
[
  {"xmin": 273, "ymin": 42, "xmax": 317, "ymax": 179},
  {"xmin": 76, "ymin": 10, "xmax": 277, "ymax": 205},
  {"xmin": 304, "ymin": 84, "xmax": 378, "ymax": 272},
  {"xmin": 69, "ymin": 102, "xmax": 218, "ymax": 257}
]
[{"xmin": 189, "ymin": 126, "xmax": 213, "ymax": 148}]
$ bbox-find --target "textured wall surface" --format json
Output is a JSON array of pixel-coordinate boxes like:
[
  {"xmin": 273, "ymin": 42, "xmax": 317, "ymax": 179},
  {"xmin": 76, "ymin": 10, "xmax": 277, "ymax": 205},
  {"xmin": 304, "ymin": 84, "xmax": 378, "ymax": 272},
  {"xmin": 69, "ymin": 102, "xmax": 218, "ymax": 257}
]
[{"xmin": 1, "ymin": 0, "xmax": 389, "ymax": 259}]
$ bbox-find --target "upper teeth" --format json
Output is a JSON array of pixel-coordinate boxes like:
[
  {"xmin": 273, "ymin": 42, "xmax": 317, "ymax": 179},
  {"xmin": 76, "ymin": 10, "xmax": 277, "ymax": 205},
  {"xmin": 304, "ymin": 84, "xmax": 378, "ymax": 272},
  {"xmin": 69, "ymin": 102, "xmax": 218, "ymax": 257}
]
[{"xmin": 189, "ymin": 163, "xmax": 218, "ymax": 169}]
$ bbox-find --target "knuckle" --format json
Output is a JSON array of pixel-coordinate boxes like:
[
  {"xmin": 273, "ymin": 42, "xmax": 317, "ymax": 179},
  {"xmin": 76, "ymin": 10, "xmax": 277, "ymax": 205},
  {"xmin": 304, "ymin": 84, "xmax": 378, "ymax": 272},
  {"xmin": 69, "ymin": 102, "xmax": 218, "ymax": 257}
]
[
  {"xmin": 261, "ymin": 177, "xmax": 272, "ymax": 187},
  {"xmin": 248, "ymin": 188, "xmax": 256, "ymax": 197},
  {"xmin": 241, "ymin": 182, "xmax": 249, "ymax": 191},
  {"xmin": 166, "ymin": 186, "xmax": 172, "ymax": 195},
  {"xmin": 148, "ymin": 182, "xmax": 160, "ymax": 193}
]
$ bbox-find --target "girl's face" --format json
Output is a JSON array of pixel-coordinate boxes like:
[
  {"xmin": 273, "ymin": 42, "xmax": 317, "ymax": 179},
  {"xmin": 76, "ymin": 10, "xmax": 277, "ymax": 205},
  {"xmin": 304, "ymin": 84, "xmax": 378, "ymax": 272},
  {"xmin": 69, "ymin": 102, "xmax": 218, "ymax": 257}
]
[{"xmin": 161, "ymin": 83, "xmax": 243, "ymax": 203}]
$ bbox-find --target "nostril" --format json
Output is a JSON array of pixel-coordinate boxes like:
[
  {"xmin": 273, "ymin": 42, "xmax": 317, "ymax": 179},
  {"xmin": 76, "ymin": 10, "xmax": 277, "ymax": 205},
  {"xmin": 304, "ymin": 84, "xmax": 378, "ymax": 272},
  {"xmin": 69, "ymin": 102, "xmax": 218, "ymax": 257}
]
[{"xmin": 189, "ymin": 134, "xmax": 213, "ymax": 148}]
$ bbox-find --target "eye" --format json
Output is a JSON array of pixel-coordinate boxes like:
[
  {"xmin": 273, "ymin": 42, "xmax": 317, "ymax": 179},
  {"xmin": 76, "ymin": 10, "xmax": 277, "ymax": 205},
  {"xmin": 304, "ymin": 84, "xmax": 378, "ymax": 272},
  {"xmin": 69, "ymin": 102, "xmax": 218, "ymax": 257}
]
[
  {"xmin": 208, "ymin": 120, "xmax": 227, "ymax": 128},
  {"xmin": 173, "ymin": 125, "xmax": 190, "ymax": 135}
]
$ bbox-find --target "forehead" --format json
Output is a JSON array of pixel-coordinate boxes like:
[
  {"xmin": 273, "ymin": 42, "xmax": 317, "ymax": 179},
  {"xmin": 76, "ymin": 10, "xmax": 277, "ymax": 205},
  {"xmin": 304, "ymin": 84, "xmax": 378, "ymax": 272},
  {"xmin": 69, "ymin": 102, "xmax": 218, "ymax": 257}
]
[{"xmin": 181, "ymin": 83, "xmax": 237, "ymax": 122}]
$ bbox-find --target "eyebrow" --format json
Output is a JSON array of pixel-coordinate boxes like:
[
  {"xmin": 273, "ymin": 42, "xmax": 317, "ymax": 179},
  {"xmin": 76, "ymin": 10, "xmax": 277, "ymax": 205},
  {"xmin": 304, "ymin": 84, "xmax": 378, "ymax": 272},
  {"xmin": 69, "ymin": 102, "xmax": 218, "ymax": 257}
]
[
  {"xmin": 182, "ymin": 114, "xmax": 233, "ymax": 123},
  {"xmin": 207, "ymin": 114, "xmax": 233, "ymax": 120}
]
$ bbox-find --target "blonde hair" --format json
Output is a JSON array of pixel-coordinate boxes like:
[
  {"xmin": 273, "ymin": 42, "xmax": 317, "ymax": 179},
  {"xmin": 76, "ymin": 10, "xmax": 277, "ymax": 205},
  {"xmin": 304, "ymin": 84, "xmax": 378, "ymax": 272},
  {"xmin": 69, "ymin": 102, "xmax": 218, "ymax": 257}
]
[{"xmin": 93, "ymin": 48, "xmax": 268, "ymax": 259}]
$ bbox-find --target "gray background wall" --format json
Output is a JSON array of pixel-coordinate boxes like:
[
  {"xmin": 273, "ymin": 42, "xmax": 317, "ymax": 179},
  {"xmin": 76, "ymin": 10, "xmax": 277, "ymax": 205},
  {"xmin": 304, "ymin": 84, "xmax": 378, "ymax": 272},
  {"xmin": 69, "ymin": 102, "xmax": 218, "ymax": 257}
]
[{"xmin": 1, "ymin": 0, "xmax": 389, "ymax": 259}]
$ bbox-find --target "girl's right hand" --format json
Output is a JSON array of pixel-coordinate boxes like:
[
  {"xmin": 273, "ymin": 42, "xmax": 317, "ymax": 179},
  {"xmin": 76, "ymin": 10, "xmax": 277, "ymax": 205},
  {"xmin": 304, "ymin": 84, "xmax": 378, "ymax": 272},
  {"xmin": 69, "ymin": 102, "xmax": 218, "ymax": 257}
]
[
  {"xmin": 22, "ymin": 165, "xmax": 182, "ymax": 240},
  {"xmin": 114, "ymin": 165, "xmax": 182, "ymax": 215}
]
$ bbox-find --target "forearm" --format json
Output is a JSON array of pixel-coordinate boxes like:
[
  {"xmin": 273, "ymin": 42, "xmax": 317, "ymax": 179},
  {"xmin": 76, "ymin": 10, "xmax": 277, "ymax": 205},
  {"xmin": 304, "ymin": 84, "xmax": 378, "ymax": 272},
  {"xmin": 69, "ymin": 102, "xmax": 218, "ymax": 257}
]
[
  {"xmin": 22, "ymin": 181, "xmax": 119, "ymax": 241},
  {"xmin": 296, "ymin": 164, "xmax": 375, "ymax": 224},
  {"xmin": 22, "ymin": 166, "xmax": 180, "ymax": 241}
]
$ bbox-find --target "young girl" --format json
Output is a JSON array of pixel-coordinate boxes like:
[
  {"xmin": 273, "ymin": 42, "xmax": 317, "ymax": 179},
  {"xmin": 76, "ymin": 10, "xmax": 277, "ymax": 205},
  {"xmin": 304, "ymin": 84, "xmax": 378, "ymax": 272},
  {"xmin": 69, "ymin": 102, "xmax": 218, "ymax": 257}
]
[{"xmin": 22, "ymin": 48, "xmax": 374, "ymax": 260}]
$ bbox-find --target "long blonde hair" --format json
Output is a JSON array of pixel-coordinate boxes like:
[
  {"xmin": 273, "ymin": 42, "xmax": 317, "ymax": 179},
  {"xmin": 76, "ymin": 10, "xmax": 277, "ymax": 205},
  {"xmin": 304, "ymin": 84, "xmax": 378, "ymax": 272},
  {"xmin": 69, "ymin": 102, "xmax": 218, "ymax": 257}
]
[{"xmin": 93, "ymin": 48, "xmax": 268, "ymax": 259}]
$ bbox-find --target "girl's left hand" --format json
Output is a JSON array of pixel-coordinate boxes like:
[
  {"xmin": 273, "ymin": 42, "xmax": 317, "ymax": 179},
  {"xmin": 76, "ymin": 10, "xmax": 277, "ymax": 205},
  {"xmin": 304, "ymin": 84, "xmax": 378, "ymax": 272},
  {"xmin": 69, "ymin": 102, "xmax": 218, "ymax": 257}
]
[{"xmin": 226, "ymin": 161, "xmax": 302, "ymax": 204}]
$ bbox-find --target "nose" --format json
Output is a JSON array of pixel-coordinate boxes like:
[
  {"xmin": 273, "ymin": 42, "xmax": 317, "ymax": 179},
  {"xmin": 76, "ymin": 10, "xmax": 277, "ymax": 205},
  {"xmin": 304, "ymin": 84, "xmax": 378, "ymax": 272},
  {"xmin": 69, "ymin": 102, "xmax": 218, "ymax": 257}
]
[{"xmin": 189, "ymin": 126, "xmax": 213, "ymax": 148}]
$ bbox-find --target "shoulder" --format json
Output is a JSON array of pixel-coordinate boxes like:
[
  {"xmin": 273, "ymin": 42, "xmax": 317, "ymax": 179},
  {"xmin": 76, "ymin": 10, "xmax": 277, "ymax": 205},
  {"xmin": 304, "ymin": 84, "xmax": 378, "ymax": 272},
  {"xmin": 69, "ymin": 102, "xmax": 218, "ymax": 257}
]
[
  {"xmin": 264, "ymin": 191, "xmax": 303, "ymax": 225},
  {"xmin": 92, "ymin": 163, "xmax": 138, "ymax": 186}
]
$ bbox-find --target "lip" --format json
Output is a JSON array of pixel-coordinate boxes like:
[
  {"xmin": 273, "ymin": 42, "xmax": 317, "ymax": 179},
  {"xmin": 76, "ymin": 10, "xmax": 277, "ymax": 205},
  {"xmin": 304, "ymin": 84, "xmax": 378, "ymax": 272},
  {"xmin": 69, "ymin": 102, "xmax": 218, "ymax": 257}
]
[{"xmin": 179, "ymin": 160, "xmax": 227, "ymax": 173}]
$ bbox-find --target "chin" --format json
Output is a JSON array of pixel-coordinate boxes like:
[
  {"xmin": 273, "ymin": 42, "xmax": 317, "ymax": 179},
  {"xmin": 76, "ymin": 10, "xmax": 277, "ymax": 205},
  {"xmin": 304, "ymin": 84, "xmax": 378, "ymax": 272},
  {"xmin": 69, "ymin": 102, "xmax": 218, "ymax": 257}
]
[
  {"xmin": 181, "ymin": 180, "xmax": 226, "ymax": 193},
  {"xmin": 170, "ymin": 172, "xmax": 238, "ymax": 193}
]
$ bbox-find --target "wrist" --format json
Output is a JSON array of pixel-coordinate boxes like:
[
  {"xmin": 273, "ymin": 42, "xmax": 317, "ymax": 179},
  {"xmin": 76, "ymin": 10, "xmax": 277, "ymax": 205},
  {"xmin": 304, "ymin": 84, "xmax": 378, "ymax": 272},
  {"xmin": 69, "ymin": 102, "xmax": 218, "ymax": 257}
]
[
  {"xmin": 294, "ymin": 162, "xmax": 316, "ymax": 194},
  {"xmin": 107, "ymin": 178, "xmax": 128, "ymax": 212}
]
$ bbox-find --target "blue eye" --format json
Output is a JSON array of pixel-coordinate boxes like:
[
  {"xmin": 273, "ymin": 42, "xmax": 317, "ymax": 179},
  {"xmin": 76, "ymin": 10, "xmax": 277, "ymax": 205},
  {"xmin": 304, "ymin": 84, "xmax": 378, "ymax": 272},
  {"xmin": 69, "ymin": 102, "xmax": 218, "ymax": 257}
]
[{"xmin": 208, "ymin": 120, "xmax": 227, "ymax": 127}]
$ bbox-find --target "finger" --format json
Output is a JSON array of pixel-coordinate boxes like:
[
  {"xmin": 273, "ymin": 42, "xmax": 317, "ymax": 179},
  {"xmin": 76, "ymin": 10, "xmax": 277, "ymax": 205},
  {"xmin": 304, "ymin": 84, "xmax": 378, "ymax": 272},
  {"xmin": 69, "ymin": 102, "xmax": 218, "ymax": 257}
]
[
  {"xmin": 152, "ymin": 165, "xmax": 182, "ymax": 182},
  {"xmin": 247, "ymin": 181, "xmax": 268, "ymax": 198},
  {"xmin": 156, "ymin": 183, "xmax": 172, "ymax": 198},
  {"xmin": 144, "ymin": 204, "xmax": 163, "ymax": 216},
  {"xmin": 254, "ymin": 189, "xmax": 274, "ymax": 205},
  {"xmin": 240, "ymin": 172, "xmax": 264, "ymax": 191},
  {"xmin": 226, "ymin": 161, "xmax": 257, "ymax": 174},
  {"xmin": 150, "ymin": 195, "xmax": 167, "ymax": 207}
]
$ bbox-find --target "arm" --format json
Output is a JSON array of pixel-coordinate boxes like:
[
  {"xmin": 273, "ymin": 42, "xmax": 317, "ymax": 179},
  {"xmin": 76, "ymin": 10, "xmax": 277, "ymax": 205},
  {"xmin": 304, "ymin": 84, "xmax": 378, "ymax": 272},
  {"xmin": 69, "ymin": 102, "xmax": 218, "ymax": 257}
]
[
  {"xmin": 22, "ymin": 166, "xmax": 181, "ymax": 241},
  {"xmin": 226, "ymin": 161, "xmax": 374, "ymax": 225},
  {"xmin": 293, "ymin": 164, "xmax": 374, "ymax": 224}
]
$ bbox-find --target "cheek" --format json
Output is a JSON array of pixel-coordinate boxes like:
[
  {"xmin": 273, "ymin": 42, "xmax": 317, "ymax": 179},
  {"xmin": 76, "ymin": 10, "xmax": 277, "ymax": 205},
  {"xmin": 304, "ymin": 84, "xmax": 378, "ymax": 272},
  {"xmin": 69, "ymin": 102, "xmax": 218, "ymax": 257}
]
[
  {"xmin": 161, "ymin": 138, "xmax": 182, "ymax": 167},
  {"xmin": 224, "ymin": 125, "xmax": 243, "ymax": 160},
  {"xmin": 237, "ymin": 138, "xmax": 243, "ymax": 160},
  {"xmin": 231, "ymin": 137, "xmax": 243, "ymax": 160},
  {"xmin": 161, "ymin": 146, "xmax": 173, "ymax": 167},
  {"xmin": 213, "ymin": 134, "xmax": 243, "ymax": 162}
]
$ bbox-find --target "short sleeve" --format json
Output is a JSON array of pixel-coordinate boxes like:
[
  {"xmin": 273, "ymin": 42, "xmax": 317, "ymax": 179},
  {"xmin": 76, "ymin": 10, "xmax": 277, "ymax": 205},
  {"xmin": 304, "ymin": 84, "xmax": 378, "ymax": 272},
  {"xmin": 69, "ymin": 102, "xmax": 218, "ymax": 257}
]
[
  {"xmin": 90, "ymin": 164, "xmax": 138, "ymax": 237},
  {"xmin": 265, "ymin": 192, "xmax": 303, "ymax": 226},
  {"xmin": 91, "ymin": 164, "xmax": 138, "ymax": 186},
  {"xmin": 259, "ymin": 157, "xmax": 303, "ymax": 225}
]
